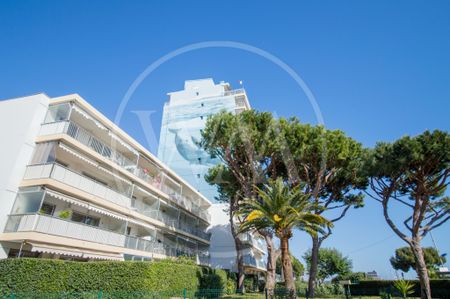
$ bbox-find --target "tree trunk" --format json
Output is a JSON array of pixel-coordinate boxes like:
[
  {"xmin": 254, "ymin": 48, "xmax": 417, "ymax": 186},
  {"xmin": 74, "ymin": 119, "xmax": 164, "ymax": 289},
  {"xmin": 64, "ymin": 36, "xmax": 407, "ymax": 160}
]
[
  {"xmin": 307, "ymin": 235, "xmax": 319, "ymax": 298},
  {"xmin": 264, "ymin": 233, "xmax": 277, "ymax": 290},
  {"xmin": 280, "ymin": 235, "xmax": 296, "ymax": 298},
  {"xmin": 236, "ymin": 241, "xmax": 245, "ymax": 294},
  {"xmin": 410, "ymin": 240, "xmax": 431, "ymax": 299},
  {"xmin": 230, "ymin": 209, "xmax": 245, "ymax": 293}
]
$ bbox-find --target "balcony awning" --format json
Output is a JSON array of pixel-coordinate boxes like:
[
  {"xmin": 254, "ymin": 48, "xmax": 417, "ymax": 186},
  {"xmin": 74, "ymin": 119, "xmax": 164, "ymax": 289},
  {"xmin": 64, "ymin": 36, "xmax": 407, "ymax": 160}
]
[
  {"xmin": 29, "ymin": 242, "xmax": 124, "ymax": 261},
  {"xmin": 97, "ymin": 166, "xmax": 132, "ymax": 185},
  {"xmin": 58, "ymin": 143, "xmax": 99, "ymax": 167},
  {"xmin": 108, "ymin": 131, "xmax": 139, "ymax": 156},
  {"xmin": 72, "ymin": 105, "xmax": 107, "ymax": 131},
  {"xmin": 45, "ymin": 189, "xmax": 128, "ymax": 222}
]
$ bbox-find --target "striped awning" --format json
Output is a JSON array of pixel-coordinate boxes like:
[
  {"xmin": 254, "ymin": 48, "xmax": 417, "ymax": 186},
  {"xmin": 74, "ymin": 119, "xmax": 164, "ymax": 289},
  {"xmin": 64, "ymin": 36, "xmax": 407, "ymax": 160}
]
[
  {"xmin": 45, "ymin": 189, "xmax": 128, "ymax": 221},
  {"xmin": 30, "ymin": 242, "xmax": 124, "ymax": 261},
  {"xmin": 72, "ymin": 105, "xmax": 107, "ymax": 131},
  {"xmin": 58, "ymin": 143, "xmax": 98, "ymax": 167}
]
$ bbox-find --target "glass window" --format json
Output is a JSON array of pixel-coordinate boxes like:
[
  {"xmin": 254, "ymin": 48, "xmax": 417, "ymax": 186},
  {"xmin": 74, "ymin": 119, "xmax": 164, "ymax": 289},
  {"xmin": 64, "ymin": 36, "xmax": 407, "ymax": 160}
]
[
  {"xmin": 44, "ymin": 103, "xmax": 71, "ymax": 123},
  {"xmin": 71, "ymin": 212, "xmax": 100, "ymax": 227},
  {"xmin": 71, "ymin": 212, "xmax": 85, "ymax": 223},
  {"xmin": 11, "ymin": 190, "xmax": 44, "ymax": 214},
  {"xmin": 30, "ymin": 142, "xmax": 56, "ymax": 165},
  {"xmin": 39, "ymin": 203, "xmax": 55, "ymax": 216},
  {"xmin": 85, "ymin": 216, "xmax": 100, "ymax": 227}
]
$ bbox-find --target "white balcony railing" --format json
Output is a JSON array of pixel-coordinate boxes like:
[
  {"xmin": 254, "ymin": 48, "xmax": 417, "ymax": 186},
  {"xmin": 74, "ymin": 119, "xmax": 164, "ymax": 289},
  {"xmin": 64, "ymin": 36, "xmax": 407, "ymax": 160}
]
[
  {"xmin": 39, "ymin": 121, "xmax": 137, "ymax": 170},
  {"xmin": 40, "ymin": 121, "xmax": 211, "ymax": 224},
  {"xmin": 5, "ymin": 214, "xmax": 211, "ymax": 260},
  {"xmin": 5, "ymin": 214, "xmax": 125, "ymax": 247},
  {"xmin": 239, "ymin": 232, "xmax": 266, "ymax": 252},
  {"xmin": 23, "ymin": 163, "xmax": 132, "ymax": 209},
  {"xmin": 243, "ymin": 254, "xmax": 266, "ymax": 270}
]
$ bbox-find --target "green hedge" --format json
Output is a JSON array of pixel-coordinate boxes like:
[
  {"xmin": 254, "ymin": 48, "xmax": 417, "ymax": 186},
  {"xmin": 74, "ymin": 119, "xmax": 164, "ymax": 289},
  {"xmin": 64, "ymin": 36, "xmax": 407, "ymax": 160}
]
[
  {"xmin": 349, "ymin": 280, "xmax": 450, "ymax": 299},
  {"xmin": 0, "ymin": 258, "xmax": 228, "ymax": 297}
]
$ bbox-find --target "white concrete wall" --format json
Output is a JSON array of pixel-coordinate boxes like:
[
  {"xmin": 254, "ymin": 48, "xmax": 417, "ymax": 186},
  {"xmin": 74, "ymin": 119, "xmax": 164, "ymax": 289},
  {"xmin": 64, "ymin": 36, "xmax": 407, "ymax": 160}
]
[
  {"xmin": 168, "ymin": 78, "xmax": 226, "ymax": 105},
  {"xmin": 0, "ymin": 94, "xmax": 50, "ymax": 258},
  {"xmin": 208, "ymin": 203, "xmax": 238, "ymax": 271},
  {"xmin": 208, "ymin": 203, "xmax": 268, "ymax": 272}
]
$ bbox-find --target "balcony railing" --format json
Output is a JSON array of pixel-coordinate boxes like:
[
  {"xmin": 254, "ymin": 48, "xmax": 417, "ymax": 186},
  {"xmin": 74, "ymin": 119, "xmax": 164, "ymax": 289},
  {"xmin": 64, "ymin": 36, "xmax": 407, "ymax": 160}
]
[
  {"xmin": 239, "ymin": 232, "xmax": 266, "ymax": 252},
  {"xmin": 243, "ymin": 255, "xmax": 266, "ymax": 270},
  {"xmin": 23, "ymin": 163, "xmax": 132, "ymax": 209},
  {"xmin": 39, "ymin": 121, "xmax": 211, "ymax": 224},
  {"xmin": 223, "ymin": 88, "xmax": 246, "ymax": 96},
  {"xmin": 5, "ymin": 214, "xmax": 125, "ymax": 247},
  {"xmin": 40, "ymin": 121, "xmax": 137, "ymax": 170},
  {"xmin": 4, "ymin": 214, "xmax": 211, "ymax": 261}
]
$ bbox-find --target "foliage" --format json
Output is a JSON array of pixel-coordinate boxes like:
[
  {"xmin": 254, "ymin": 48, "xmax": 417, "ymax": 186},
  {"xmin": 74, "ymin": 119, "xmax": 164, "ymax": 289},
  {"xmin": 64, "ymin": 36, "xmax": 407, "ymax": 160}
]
[
  {"xmin": 226, "ymin": 278, "xmax": 236, "ymax": 295},
  {"xmin": 393, "ymin": 279, "xmax": 415, "ymax": 299},
  {"xmin": 0, "ymin": 258, "xmax": 229, "ymax": 297},
  {"xmin": 240, "ymin": 178, "xmax": 330, "ymax": 293},
  {"xmin": 58, "ymin": 209, "xmax": 72, "ymax": 219},
  {"xmin": 304, "ymin": 248, "xmax": 352, "ymax": 283},
  {"xmin": 279, "ymin": 118, "xmax": 368, "ymax": 297},
  {"xmin": 240, "ymin": 178, "xmax": 330, "ymax": 239},
  {"xmin": 348, "ymin": 279, "xmax": 450, "ymax": 298},
  {"xmin": 333, "ymin": 271, "xmax": 371, "ymax": 283},
  {"xmin": 276, "ymin": 253, "xmax": 305, "ymax": 280},
  {"xmin": 390, "ymin": 246, "xmax": 446, "ymax": 277},
  {"xmin": 199, "ymin": 267, "xmax": 228, "ymax": 290},
  {"xmin": 366, "ymin": 130, "xmax": 450, "ymax": 298},
  {"xmin": 202, "ymin": 110, "xmax": 282, "ymax": 291}
]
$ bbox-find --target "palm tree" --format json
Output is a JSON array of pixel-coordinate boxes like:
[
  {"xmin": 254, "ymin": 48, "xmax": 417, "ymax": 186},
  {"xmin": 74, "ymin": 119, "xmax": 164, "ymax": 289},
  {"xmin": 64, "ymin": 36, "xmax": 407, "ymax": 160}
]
[{"xmin": 240, "ymin": 178, "xmax": 331, "ymax": 297}]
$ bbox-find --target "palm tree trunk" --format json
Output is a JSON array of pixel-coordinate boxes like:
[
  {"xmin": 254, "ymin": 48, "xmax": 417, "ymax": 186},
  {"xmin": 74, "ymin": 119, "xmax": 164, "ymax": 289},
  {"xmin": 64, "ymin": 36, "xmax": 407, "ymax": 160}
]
[
  {"xmin": 264, "ymin": 233, "xmax": 277, "ymax": 290},
  {"xmin": 410, "ymin": 240, "xmax": 431, "ymax": 299},
  {"xmin": 307, "ymin": 235, "xmax": 319, "ymax": 298},
  {"xmin": 280, "ymin": 235, "xmax": 296, "ymax": 297}
]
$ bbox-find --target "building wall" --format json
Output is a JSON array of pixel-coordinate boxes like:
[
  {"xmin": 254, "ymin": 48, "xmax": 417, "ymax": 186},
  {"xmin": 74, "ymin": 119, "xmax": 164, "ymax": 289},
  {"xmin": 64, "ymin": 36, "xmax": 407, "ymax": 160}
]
[
  {"xmin": 0, "ymin": 94, "xmax": 50, "ymax": 258},
  {"xmin": 157, "ymin": 79, "xmax": 237, "ymax": 201}
]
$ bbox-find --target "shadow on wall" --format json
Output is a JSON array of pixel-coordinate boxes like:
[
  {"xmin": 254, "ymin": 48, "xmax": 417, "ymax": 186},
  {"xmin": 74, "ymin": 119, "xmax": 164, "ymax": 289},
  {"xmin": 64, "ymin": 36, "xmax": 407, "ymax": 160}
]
[{"xmin": 208, "ymin": 224, "xmax": 237, "ymax": 272}]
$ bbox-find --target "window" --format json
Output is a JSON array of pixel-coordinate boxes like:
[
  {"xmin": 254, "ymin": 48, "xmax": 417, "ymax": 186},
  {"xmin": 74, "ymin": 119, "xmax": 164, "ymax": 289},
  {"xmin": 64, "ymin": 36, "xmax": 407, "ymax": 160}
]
[
  {"xmin": 11, "ymin": 189, "xmax": 45, "ymax": 214},
  {"xmin": 197, "ymin": 174, "xmax": 201, "ymax": 178},
  {"xmin": 40, "ymin": 203, "xmax": 55, "ymax": 216},
  {"xmin": 200, "ymin": 116, "xmax": 203, "ymax": 120},
  {"xmin": 30, "ymin": 142, "xmax": 56, "ymax": 165},
  {"xmin": 71, "ymin": 212, "xmax": 100, "ymax": 227},
  {"xmin": 196, "ymin": 92, "xmax": 199, "ymax": 96},
  {"xmin": 44, "ymin": 103, "xmax": 71, "ymax": 123},
  {"xmin": 201, "ymin": 103, "xmax": 204, "ymax": 107},
  {"xmin": 198, "ymin": 157, "xmax": 202, "ymax": 163}
]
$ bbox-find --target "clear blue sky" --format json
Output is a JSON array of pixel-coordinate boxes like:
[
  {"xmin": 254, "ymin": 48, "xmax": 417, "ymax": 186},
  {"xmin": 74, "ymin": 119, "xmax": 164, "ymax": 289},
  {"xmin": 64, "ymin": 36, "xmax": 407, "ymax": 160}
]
[{"xmin": 1, "ymin": 1, "xmax": 449, "ymax": 279}]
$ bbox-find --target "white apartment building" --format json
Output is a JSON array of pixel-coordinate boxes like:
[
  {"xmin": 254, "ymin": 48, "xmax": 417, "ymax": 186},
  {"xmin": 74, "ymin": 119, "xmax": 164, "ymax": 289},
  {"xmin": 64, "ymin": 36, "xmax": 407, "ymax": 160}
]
[
  {"xmin": 0, "ymin": 93, "xmax": 211, "ymax": 263},
  {"xmin": 157, "ymin": 79, "xmax": 267, "ymax": 273}
]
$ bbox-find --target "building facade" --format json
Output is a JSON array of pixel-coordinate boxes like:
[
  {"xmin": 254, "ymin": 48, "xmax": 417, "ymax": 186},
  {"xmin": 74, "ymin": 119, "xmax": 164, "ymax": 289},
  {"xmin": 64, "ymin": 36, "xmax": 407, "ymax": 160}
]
[
  {"xmin": 157, "ymin": 79, "xmax": 266, "ymax": 273},
  {"xmin": 0, "ymin": 93, "xmax": 211, "ymax": 263}
]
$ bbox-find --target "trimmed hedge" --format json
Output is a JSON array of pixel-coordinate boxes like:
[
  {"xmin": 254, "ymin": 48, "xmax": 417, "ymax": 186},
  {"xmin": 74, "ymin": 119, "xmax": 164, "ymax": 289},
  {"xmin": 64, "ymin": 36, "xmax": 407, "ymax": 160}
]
[
  {"xmin": 349, "ymin": 280, "xmax": 450, "ymax": 299},
  {"xmin": 0, "ymin": 258, "xmax": 228, "ymax": 297}
]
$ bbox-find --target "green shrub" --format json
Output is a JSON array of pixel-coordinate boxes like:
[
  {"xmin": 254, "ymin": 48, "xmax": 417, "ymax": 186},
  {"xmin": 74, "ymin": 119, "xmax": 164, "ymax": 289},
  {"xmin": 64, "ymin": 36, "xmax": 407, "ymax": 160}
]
[
  {"xmin": 349, "ymin": 279, "xmax": 450, "ymax": 299},
  {"xmin": 0, "ymin": 258, "xmax": 229, "ymax": 297},
  {"xmin": 225, "ymin": 278, "xmax": 236, "ymax": 295}
]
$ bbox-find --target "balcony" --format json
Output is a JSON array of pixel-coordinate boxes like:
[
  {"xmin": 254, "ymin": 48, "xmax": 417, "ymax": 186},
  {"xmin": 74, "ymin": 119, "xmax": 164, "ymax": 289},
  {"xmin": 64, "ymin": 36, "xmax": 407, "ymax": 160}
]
[
  {"xmin": 239, "ymin": 232, "xmax": 266, "ymax": 252},
  {"xmin": 39, "ymin": 121, "xmax": 137, "ymax": 171},
  {"xmin": 39, "ymin": 121, "xmax": 211, "ymax": 224},
  {"xmin": 23, "ymin": 164, "xmax": 211, "ymax": 241},
  {"xmin": 23, "ymin": 163, "xmax": 132, "ymax": 209},
  {"xmin": 223, "ymin": 88, "xmax": 246, "ymax": 96},
  {"xmin": 5, "ymin": 214, "xmax": 125, "ymax": 247},
  {"xmin": 243, "ymin": 254, "xmax": 266, "ymax": 271}
]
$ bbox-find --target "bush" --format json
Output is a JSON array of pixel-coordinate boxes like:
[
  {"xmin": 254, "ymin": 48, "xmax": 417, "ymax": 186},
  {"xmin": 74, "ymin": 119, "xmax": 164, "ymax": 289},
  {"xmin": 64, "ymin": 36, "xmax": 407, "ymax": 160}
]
[
  {"xmin": 0, "ymin": 258, "xmax": 229, "ymax": 297},
  {"xmin": 349, "ymin": 279, "xmax": 450, "ymax": 299},
  {"xmin": 225, "ymin": 278, "xmax": 236, "ymax": 295}
]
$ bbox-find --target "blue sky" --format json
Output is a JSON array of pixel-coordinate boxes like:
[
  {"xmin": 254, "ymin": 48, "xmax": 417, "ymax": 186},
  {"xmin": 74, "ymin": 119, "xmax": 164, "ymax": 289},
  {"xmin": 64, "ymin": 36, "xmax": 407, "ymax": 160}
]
[{"xmin": 1, "ymin": 1, "xmax": 449, "ymax": 279}]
